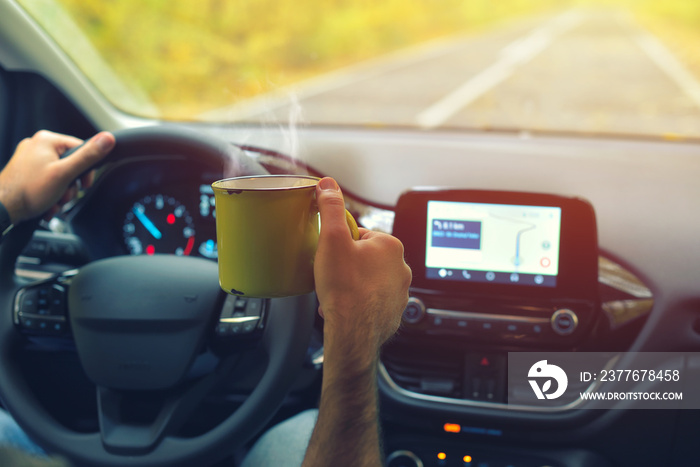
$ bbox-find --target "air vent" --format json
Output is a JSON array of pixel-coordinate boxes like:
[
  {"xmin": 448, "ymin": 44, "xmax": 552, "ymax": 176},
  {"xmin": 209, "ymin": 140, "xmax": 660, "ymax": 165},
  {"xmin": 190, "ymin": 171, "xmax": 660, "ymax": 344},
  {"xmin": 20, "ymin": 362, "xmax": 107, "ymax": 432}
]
[{"xmin": 381, "ymin": 348, "xmax": 462, "ymax": 398}]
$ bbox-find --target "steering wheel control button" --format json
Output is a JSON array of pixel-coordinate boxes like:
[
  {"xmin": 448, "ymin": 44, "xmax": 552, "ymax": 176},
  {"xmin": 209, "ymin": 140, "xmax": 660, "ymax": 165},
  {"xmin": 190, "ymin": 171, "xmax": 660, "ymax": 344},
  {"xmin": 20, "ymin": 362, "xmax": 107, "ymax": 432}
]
[
  {"xmin": 402, "ymin": 297, "xmax": 426, "ymax": 324},
  {"xmin": 14, "ymin": 282, "xmax": 70, "ymax": 337},
  {"xmin": 49, "ymin": 321, "xmax": 66, "ymax": 334},
  {"xmin": 19, "ymin": 316, "xmax": 37, "ymax": 330},
  {"xmin": 551, "ymin": 308, "xmax": 579, "ymax": 336},
  {"xmin": 49, "ymin": 285, "xmax": 67, "ymax": 316},
  {"xmin": 217, "ymin": 296, "xmax": 266, "ymax": 340},
  {"xmin": 246, "ymin": 299, "xmax": 263, "ymax": 316},
  {"xmin": 20, "ymin": 289, "xmax": 38, "ymax": 314},
  {"xmin": 242, "ymin": 320, "xmax": 259, "ymax": 333}
]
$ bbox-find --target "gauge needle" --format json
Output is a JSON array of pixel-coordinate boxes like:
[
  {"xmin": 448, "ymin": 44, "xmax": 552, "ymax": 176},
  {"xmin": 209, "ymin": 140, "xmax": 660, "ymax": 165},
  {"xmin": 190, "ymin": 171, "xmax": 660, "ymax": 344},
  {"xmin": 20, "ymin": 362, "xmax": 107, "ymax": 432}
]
[{"xmin": 132, "ymin": 207, "xmax": 162, "ymax": 240}]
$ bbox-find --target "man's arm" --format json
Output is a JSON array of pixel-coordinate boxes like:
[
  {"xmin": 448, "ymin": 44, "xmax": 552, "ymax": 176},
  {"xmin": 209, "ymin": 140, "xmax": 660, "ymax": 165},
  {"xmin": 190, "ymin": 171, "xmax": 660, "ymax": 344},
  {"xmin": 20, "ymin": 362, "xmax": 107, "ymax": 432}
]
[{"xmin": 303, "ymin": 177, "xmax": 411, "ymax": 467}]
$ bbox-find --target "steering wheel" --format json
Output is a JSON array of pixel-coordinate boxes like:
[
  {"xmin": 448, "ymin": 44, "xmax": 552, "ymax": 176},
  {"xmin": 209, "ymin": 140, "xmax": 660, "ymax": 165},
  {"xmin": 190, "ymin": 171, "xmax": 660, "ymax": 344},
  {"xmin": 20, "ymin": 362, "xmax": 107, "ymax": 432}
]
[{"xmin": 0, "ymin": 126, "xmax": 317, "ymax": 466}]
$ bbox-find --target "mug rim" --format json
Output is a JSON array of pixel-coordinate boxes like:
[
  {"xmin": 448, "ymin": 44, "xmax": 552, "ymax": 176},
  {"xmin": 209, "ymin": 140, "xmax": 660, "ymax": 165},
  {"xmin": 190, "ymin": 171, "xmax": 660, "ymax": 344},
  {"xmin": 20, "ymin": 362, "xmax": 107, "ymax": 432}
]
[{"xmin": 212, "ymin": 174, "xmax": 320, "ymax": 192}]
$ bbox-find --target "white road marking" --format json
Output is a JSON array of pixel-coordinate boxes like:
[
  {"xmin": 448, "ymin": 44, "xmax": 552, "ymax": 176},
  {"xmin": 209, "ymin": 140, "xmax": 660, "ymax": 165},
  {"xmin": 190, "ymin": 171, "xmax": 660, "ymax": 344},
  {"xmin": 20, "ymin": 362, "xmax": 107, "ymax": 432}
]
[
  {"xmin": 634, "ymin": 32, "xmax": 700, "ymax": 111},
  {"xmin": 198, "ymin": 34, "xmax": 499, "ymax": 122},
  {"xmin": 415, "ymin": 10, "xmax": 584, "ymax": 129}
]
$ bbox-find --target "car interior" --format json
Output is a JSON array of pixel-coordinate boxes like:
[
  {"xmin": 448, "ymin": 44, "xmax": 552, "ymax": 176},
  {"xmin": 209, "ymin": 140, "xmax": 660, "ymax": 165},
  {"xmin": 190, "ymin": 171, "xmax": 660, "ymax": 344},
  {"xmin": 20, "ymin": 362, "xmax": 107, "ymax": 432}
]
[{"xmin": 1, "ymin": 1, "xmax": 700, "ymax": 466}]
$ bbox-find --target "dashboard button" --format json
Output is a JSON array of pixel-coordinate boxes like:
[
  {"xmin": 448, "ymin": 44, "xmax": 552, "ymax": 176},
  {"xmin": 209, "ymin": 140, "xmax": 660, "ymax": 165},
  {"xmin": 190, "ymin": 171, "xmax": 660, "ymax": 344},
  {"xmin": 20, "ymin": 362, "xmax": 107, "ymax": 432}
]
[
  {"xmin": 531, "ymin": 323, "xmax": 544, "ymax": 336},
  {"xmin": 450, "ymin": 318, "xmax": 469, "ymax": 330}
]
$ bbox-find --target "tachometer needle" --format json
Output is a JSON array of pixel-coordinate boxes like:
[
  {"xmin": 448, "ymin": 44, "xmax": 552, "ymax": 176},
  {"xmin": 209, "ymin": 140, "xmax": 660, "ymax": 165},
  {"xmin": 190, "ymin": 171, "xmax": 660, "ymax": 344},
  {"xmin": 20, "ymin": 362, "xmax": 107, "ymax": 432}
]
[{"xmin": 132, "ymin": 207, "xmax": 162, "ymax": 240}]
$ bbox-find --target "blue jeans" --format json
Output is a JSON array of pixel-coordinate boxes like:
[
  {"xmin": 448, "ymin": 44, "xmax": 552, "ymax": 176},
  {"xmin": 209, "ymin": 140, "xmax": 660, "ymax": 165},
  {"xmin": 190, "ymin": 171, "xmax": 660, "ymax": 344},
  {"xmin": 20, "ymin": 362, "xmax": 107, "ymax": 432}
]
[
  {"xmin": 240, "ymin": 409, "xmax": 318, "ymax": 467},
  {"xmin": 0, "ymin": 408, "xmax": 47, "ymax": 456},
  {"xmin": 0, "ymin": 407, "xmax": 317, "ymax": 466}
]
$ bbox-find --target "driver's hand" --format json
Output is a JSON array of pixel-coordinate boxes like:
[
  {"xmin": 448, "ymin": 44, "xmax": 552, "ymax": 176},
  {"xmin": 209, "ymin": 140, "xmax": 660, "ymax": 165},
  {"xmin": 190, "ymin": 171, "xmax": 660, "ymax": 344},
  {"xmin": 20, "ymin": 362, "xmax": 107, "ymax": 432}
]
[
  {"xmin": 0, "ymin": 130, "xmax": 115, "ymax": 224},
  {"xmin": 314, "ymin": 177, "xmax": 411, "ymax": 365}
]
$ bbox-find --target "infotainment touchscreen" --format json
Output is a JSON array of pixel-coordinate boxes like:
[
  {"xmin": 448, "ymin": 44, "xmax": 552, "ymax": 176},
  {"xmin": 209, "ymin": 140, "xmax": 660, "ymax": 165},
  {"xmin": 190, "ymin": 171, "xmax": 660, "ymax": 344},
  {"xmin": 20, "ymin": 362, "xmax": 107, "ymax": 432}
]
[
  {"xmin": 393, "ymin": 189, "xmax": 598, "ymax": 300},
  {"xmin": 426, "ymin": 200, "xmax": 561, "ymax": 287}
]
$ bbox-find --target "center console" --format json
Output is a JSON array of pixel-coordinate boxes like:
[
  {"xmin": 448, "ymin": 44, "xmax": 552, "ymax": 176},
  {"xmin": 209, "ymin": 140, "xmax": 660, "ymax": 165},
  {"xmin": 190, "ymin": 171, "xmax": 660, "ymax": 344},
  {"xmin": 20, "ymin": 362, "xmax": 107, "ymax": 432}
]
[
  {"xmin": 383, "ymin": 189, "xmax": 600, "ymax": 406},
  {"xmin": 392, "ymin": 188, "xmax": 599, "ymax": 350},
  {"xmin": 380, "ymin": 188, "xmax": 602, "ymax": 466}
]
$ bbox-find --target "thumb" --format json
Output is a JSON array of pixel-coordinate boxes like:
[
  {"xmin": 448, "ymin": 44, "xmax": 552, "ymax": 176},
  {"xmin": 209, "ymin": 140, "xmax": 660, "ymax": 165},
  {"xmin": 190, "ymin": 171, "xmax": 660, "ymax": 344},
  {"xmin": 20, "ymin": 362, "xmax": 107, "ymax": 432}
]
[
  {"xmin": 316, "ymin": 177, "xmax": 352, "ymax": 245},
  {"xmin": 57, "ymin": 131, "xmax": 115, "ymax": 183}
]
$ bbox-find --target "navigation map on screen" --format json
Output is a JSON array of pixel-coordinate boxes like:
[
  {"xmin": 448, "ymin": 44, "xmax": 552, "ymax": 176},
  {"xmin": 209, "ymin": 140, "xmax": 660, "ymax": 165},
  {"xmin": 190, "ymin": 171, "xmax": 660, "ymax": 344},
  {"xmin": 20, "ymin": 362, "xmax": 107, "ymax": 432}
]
[{"xmin": 426, "ymin": 200, "xmax": 562, "ymax": 287}]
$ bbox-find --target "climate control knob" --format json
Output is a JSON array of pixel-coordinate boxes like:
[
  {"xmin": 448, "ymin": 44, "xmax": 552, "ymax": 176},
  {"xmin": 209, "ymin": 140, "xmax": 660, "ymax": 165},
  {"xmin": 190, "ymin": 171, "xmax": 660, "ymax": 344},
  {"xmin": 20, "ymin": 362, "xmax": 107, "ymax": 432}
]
[
  {"xmin": 402, "ymin": 297, "xmax": 426, "ymax": 324},
  {"xmin": 386, "ymin": 450, "xmax": 424, "ymax": 467},
  {"xmin": 551, "ymin": 308, "xmax": 579, "ymax": 336}
]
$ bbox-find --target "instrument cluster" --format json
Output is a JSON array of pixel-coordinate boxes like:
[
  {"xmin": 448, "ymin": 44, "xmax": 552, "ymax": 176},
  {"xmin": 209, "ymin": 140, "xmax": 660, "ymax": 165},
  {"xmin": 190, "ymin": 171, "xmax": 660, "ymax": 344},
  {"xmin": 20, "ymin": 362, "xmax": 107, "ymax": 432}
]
[
  {"xmin": 121, "ymin": 187, "xmax": 217, "ymax": 260},
  {"xmin": 68, "ymin": 157, "xmax": 223, "ymax": 262}
]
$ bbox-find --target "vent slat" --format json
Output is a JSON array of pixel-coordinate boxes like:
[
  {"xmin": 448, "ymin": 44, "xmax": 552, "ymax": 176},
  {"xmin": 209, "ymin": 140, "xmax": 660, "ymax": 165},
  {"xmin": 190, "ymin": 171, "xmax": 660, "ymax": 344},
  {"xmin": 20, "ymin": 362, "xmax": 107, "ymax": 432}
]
[{"xmin": 382, "ymin": 349, "xmax": 463, "ymax": 398}]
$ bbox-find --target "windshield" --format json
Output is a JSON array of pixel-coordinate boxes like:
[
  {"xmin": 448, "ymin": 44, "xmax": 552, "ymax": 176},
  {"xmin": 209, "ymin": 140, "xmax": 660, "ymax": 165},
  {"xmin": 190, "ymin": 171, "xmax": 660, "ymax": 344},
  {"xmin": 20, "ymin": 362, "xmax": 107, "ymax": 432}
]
[{"xmin": 17, "ymin": 0, "xmax": 700, "ymax": 139}]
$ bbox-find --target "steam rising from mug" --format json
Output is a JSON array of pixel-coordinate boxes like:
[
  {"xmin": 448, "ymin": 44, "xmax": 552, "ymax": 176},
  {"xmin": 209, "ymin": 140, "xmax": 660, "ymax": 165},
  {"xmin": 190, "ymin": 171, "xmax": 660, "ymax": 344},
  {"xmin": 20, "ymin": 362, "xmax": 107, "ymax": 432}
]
[{"xmin": 213, "ymin": 92, "xmax": 308, "ymax": 179}]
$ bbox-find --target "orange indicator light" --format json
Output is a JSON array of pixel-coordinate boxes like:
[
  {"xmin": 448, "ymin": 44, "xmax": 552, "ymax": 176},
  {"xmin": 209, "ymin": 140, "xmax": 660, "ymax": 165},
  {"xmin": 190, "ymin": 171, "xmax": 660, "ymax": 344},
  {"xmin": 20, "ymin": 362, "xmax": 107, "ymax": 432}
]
[
  {"xmin": 438, "ymin": 452, "xmax": 447, "ymax": 460},
  {"xmin": 444, "ymin": 423, "xmax": 461, "ymax": 433},
  {"xmin": 463, "ymin": 455, "xmax": 473, "ymax": 463}
]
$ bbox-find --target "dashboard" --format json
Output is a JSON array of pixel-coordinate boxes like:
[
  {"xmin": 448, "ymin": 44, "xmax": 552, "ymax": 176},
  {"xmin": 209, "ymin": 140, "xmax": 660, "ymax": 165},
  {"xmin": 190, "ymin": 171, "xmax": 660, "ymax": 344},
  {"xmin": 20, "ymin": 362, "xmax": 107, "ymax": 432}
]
[
  {"xmin": 8, "ymin": 132, "xmax": 683, "ymax": 467},
  {"xmin": 10, "ymin": 132, "xmax": 678, "ymax": 467},
  {"xmin": 60, "ymin": 151, "xmax": 652, "ymax": 367}
]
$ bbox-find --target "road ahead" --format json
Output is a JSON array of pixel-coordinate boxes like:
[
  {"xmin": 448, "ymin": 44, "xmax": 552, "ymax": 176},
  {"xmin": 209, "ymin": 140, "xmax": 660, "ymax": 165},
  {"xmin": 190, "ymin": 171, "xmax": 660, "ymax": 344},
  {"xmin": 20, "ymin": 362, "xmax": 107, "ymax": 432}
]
[{"xmin": 203, "ymin": 9, "xmax": 700, "ymax": 139}]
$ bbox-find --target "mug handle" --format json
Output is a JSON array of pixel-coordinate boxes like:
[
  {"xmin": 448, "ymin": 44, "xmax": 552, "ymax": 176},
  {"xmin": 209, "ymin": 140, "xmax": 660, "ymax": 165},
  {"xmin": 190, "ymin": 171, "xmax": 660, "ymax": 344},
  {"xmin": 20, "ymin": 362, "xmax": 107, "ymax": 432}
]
[{"xmin": 345, "ymin": 210, "xmax": 360, "ymax": 241}]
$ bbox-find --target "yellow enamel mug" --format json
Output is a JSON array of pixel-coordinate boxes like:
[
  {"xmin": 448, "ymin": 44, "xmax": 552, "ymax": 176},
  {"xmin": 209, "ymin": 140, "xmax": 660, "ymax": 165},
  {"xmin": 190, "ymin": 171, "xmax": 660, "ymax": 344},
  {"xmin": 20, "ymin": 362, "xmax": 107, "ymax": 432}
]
[{"xmin": 212, "ymin": 175, "xmax": 360, "ymax": 298}]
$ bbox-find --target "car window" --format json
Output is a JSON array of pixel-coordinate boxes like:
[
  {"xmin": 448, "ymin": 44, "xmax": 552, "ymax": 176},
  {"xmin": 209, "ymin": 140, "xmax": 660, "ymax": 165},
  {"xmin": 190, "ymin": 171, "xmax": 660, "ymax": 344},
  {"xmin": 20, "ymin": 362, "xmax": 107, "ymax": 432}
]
[{"xmin": 16, "ymin": 0, "xmax": 700, "ymax": 139}]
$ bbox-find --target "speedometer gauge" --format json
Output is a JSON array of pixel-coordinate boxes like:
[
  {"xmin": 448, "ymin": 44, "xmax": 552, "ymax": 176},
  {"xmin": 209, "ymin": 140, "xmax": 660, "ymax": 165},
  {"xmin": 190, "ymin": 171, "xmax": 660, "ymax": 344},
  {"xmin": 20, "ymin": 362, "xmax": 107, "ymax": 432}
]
[{"xmin": 123, "ymin": 195, "xmax": 196, "ymax": 256}]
